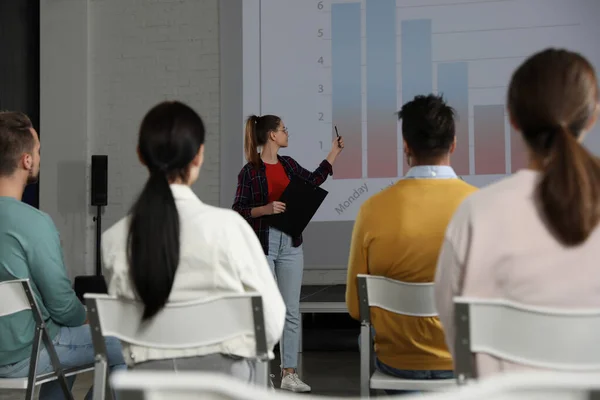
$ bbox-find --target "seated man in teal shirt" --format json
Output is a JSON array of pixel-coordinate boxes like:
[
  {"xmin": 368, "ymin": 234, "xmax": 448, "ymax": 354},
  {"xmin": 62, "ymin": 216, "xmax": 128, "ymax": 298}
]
[{"xmin": 0, "ymin": 112, "xmax": 125, "ymax": 399}]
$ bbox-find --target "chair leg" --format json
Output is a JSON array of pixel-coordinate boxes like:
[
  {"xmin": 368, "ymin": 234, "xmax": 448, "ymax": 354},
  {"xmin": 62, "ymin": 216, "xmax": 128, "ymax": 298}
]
[
  {"xmin": 360, "ymin": 324, "xmax": 372, "ymax": 399},
  {"xmin": 25, "ymin": 382, "xmax": 36, "ymax": 400},
  {"xmin": 93, "ymin": 356, "xmax": 108, "ymax": 400},
  {"xmin": 255, "ymin": 360, "xmax": 269, "ymax": 387},
  {"xmin": 25, "ymin": 328, "xmax": 42, "ymax": 400}
]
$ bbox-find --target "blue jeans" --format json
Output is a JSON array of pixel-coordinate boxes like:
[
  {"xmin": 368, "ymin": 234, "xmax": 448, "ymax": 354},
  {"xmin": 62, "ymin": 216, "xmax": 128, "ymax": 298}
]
[
  {"xmin": 265, "ymin": 228, "xmax": 303, "ymax": 370},
  {"xmin": 360, "ymin": 327, "xmax": 453, "ymax": 395},
  {"xmin": 0, "ymin": 325, "xmax": 126, "ymax": 400},
  {"xmin": 375, "ymin": 358, "xmax": 454, "ymax": 395}
]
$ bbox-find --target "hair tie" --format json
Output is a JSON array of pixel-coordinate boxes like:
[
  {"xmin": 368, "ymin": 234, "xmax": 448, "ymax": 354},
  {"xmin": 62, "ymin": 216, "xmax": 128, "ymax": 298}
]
[{"xmin": 158, "ymin": 163, "xmax": 169, "ymax": 173}]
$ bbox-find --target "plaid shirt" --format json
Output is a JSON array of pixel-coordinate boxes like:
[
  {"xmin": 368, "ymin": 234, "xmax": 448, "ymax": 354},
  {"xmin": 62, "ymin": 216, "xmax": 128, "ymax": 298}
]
[{"xmin": 232, "ymin": 155, "xmax": 333, "ymax": 255}]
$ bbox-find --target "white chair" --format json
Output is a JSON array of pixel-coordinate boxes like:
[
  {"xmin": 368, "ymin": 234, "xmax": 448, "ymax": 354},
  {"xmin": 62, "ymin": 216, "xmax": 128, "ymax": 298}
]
[
  {"xmin": 110, "ymin": 370, "xmax": 363, "ymax": 400},
  {"xmin": 85, "ymin": 292, "xmax": 271, "ymax": 400},
  {"xmin": 357, "ymin": 274, "xmax": 456, "ymax": 397},
  {"xmin": 453, "ymin": 297, "xmax": 600, "ymax": 385},
  {"xmin": 0, "ymin": 279, "xmax": 93, "ymax": 400}
]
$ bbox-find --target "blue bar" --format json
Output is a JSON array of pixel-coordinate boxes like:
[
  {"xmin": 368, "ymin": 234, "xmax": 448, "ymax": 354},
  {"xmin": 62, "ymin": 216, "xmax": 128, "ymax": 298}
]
[
  {"xmin": 401, "ymin": 19, "xmax": 433, "ymax": 104},
  {"xmin": 438, "ymin": 62, "xmax": 469, "ymax": 175},
  {"xmin": 366, "ymin": 0, "xmax": 397, "ymax": 178},
  {"xmin": 332, "ymin": 3, "xmax": 362, "ymax": 179}
]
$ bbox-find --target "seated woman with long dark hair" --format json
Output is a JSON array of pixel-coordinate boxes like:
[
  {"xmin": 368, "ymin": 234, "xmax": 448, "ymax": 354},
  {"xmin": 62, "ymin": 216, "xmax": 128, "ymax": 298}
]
[{"xmin": 102, "ymin": 101, "xmax": 285, "ymax": 380}]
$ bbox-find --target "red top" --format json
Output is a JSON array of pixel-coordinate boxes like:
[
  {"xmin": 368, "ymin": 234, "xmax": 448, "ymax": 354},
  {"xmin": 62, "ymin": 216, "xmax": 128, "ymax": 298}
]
[{"xmin": 265, "ymin": 162, "xmax": 290, "ymax": 202}]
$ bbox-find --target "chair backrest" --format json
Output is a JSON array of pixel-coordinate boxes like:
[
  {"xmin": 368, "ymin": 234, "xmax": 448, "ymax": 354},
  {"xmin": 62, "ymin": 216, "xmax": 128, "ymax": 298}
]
[
  {"xmin": 85, "ymin": 293, "xmax": 268, "ymax": 359},
  {"xmin": 0, "ymin": 279, "xmax": 36, "ymax": 318},
  {"xmin": 356, "ymin": 274, "xmax": 437, "ymax": 321},
  {"xmin": 454, "ymin": 297, "xmax": 600, "ymax": 382}
]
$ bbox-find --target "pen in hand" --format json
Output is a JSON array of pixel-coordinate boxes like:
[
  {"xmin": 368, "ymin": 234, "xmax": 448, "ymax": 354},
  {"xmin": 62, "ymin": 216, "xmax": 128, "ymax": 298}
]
[{"xmin": 334, "ymin": 126, "xmax": 343, "ymax": 149}]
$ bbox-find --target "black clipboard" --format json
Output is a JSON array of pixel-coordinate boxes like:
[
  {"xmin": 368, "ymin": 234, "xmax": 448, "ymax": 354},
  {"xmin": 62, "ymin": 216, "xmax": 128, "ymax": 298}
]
[{"xmin": 267, "ymin": 176, "xmax": 328, "ymax": 237}]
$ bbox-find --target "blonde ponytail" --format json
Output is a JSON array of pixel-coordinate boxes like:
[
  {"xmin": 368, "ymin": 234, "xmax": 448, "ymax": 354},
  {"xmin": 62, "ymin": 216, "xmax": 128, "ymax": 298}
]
[{"xmin": 244, "ymin": 115, "xmax": 260, "ymax": 168}]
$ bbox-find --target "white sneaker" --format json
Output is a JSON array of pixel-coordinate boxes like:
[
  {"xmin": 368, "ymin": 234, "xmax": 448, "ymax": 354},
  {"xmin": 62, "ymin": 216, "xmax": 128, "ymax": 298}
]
[{"xmin": 280, "ymin": 372, "xmax": 311, "ymax": 393}]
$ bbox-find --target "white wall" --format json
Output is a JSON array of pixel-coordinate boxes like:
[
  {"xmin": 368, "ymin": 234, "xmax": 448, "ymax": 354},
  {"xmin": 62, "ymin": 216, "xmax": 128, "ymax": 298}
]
[{"xmin": 40, "ymin": 0, "xmax": 220, "ymax": 277}]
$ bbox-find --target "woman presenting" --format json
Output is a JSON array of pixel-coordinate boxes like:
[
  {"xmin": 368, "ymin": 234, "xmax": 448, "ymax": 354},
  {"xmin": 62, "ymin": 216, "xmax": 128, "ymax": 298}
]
[{"xmin": 233, "ymin": 115, "xmax": 343, "ymax": 392}]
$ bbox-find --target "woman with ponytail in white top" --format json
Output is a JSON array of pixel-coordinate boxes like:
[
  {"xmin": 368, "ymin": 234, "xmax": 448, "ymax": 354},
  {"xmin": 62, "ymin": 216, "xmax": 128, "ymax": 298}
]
[{"xmin": 102, "ymin": 101, "xmax": 285, "ymax": 380}]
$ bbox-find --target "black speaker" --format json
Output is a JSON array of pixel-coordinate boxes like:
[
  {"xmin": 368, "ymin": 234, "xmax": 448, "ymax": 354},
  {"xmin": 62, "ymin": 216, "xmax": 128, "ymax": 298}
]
[{"xmin": 91, "ymin": 155, "xmax": 108, "ymax": 206}]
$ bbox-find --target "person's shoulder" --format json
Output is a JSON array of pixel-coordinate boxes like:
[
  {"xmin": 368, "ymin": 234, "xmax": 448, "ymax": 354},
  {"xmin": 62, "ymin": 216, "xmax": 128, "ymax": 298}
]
[
  {"xmin": 0, "ymin": 199, "xmax": 57, "ymax": 234},
  {"xmin": 0, "ymin": 198, "xmax": 50, "ymax": 220},
  {"xmin": 238, "ymin": 162, "xmax": 261, "ymax": 178},
  {"xmin": 191, "ymin": 204, "xmax": 255, "ymax": 240},
  {"xmin": 447, "ymin": 179, "xmax": 479, "ymax": 199},
  {"xmin": 238, "ymin": 162, "xmax": 253, "ymax": 174},
  {"xmin": 356, "ymin": 185, "xmax": 391, "ymax": 219},
  {"xmin": 279, "ymin": 155, "xmax": 298, "ymax": 166}
]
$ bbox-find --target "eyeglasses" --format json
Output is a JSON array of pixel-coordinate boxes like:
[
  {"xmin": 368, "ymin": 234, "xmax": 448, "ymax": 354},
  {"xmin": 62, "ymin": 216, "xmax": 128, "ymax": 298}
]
[{"xmin": 280, "ymin": 126, "xmax": 289, "ymax": 135}]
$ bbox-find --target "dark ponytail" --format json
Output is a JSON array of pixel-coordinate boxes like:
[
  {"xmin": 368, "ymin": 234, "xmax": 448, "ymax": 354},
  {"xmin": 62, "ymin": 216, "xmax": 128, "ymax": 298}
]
[
  {"xmin": 538, "ymin": 125, "xmax": 600, "ymax": 245},
  {"xmin": 244, "ymin": 114, "xmax": 282, "ymax": 168},
  {"xmin": 128, "ymin": 171, "xmax": 180, "ymax": 319},
  {"xmin": 508, "ymin": 48, "xmax": 600, "ymax": 246},
  {"xmin": 128, "ymin": 101, "xmax": 205, "ymax": 320}
]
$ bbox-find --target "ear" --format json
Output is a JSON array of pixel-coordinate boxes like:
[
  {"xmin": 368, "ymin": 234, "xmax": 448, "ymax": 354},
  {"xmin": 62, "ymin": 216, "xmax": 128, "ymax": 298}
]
[
  {"xmin": 137, "ymin": 147, "xmax": 146, "ymax": 166},
  {"xmin": 585, "ymin": 103, "xmax": 599, "ymax": 132},
  {"xmin": 21, "ymin": 153, "xmax": 33, "ymax": 171},
  {"xmin": 578, "ymin": 104, "xmax": 599, "ymax": 143},
  {"xmin": 192, "ymin": 144, "xmax": 204, "ymax": 167},
  {"xmin": 403, "ymin": 139, "xmax": 410, "ymax": 156},
  {"xmin": 449, "ymin": 136, "xmax": 457, "ymax": 154},
  {"xmin": 508, "ymin": 112, "xmax": 521, "ymax": 133}
]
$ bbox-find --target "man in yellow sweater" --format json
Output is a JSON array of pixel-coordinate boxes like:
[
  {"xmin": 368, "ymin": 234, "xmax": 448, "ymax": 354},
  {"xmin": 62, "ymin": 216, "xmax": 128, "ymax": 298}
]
[{"xmin": 346, "ymin": 94, "xmax": 477, "ymax": 384}]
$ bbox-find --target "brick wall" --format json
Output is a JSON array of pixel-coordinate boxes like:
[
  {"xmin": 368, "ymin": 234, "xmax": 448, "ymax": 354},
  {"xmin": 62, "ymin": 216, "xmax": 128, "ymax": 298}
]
[
  {"xmin": 40, "ymin": 0, "xmax": 220, "ymax": 277},
  {"xmin": 91, "ymin": 0, "xmax": 220, "ymax": 227}
]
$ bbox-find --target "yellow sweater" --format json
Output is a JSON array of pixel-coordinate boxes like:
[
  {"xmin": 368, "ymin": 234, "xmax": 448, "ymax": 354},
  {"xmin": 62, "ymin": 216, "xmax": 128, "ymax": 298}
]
[{"xmin": 346, "ymin": 178, "xmax": 477, "ymax": 370}]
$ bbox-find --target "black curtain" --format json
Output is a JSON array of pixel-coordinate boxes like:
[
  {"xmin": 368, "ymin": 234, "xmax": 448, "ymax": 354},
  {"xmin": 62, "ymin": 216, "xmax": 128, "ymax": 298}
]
[{"xmin": 0, "ymin": 0, "xmax": 40, "ymax": 208}]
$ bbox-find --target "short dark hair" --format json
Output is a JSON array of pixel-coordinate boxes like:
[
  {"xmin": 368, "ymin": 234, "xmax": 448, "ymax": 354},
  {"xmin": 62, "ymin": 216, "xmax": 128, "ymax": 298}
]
[
  {"xmin": 0, "ymin": 111, "xmax": 35, "ymax": 177},
  {"xmin": 398, "ymin": 94, "xmax": 455, "ymax": 159}
]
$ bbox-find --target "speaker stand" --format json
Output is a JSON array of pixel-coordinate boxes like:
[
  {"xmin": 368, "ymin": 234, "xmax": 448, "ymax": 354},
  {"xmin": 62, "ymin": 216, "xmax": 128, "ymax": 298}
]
[
  {"xmin": 73, "ymin": 205, "xmax": 108, "ymax": 301},
  {"xmin": 93, "ymin": 205, "xmax": 102, "ymax": 276}
]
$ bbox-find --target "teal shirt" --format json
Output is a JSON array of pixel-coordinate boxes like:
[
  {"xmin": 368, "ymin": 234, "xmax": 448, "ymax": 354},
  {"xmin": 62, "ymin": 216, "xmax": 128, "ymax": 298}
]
[{"xmin": 0, "ymin": 197, "xmax": 86, "ymax": 366}]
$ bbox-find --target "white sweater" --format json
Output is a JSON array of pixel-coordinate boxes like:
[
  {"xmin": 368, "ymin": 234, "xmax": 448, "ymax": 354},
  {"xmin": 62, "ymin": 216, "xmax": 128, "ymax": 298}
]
[
  {"xmin": 435, "ymin": 169, "xmax": 600, "ymax": 377},
  {"xmin": 102, "ymin": 184, "xmax": 285, "ymax": 366}
]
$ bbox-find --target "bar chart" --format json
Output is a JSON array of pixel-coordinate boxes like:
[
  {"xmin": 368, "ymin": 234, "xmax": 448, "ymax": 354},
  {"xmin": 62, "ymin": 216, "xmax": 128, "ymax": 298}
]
[
  {"xmin": 255, "ymin": 0, "xmax": 599, "ymax": 221},
  {"xmin": 330, "ymin": 1, "xmax": 528, "ymax": 179}
]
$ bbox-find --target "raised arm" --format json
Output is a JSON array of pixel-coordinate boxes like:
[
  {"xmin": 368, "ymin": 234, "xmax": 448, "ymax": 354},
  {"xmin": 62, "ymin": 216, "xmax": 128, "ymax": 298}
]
[
  {"xmin": 285, "ymin": 137, "xmax": 344, "ymax": 186},
  {"xmin": 293, "ymin": 159, "xmax": 333, "ymax": 186}
]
